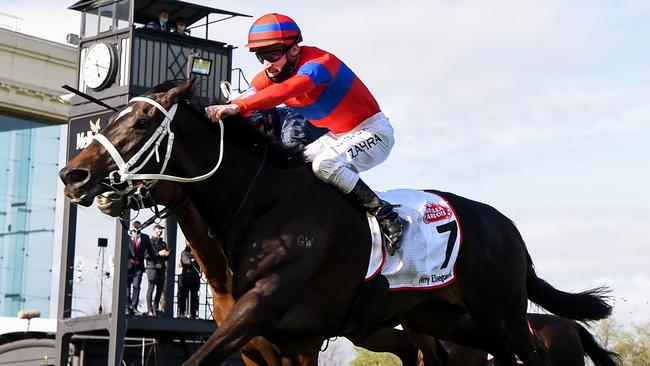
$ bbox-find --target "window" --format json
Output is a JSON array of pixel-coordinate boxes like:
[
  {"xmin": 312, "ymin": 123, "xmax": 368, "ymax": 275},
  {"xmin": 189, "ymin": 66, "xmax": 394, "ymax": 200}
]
[
  {"xmin": 116, "ymin": 0, "xmax": 130, "ymax": 29},
  {"xmin": 0, "ymin": 114, "xmax": 61, "ymax": 317},
  {"xmin": 99, "ymin": 4, "xmax": 114, "ymax": 33},
  {"xmin": 84, "ymin": 8, "xmax": 99, "ymax": 37}
]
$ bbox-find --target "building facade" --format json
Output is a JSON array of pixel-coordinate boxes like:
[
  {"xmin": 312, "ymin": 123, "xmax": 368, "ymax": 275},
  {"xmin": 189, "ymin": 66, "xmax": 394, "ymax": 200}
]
[{"xmin": 0, "ymin": 28, "xmax": 76, "ymax": 317}]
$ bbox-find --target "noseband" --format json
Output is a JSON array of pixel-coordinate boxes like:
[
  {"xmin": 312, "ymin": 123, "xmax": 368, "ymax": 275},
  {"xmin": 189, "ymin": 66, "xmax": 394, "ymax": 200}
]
[{"xmin": 92, "ymin": 96, "xmax": 266, "ymax": 235}]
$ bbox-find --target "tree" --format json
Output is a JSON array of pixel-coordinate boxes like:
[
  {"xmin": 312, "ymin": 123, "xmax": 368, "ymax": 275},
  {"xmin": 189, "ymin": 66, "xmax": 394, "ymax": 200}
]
[
  {"xmin": 351, "ymin": 348, "xmax": 400, "ymax": 366},
  {"xmin": 594, "ymin": 318, "xmax": 622, "ymax": 348},
  {"xmin": 594, "ymin": 318, "xmax": 650, "ymax": 366}
]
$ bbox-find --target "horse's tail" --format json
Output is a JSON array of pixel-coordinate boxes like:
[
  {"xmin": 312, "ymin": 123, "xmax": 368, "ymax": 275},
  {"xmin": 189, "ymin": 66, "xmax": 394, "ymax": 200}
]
[
  {"xmin": 575, "ymin": 322, "xmax": 622, "ymax": 366},
  {"xmin": 525, "ymin": 251, "xmax": 612, "ymax": 321}
]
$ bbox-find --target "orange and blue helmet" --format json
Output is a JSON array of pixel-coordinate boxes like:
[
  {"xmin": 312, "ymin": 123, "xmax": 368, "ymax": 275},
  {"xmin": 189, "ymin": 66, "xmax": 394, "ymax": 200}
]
[{"xmin": 245, "ymin": 13, "xmax": 302, "ymax": 49}]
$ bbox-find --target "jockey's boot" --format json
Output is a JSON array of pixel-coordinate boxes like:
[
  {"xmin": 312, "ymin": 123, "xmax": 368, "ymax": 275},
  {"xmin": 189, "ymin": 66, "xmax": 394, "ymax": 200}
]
[{"xmin": 347, "ymin": 179, "xmax": 407, "ymax": 255}]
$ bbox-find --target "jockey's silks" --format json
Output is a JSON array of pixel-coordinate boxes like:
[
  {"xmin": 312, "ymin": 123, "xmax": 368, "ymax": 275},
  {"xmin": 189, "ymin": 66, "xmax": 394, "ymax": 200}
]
[{"xmin": 233, "ymin": 46, "xmax": 381, "ymax": 134}]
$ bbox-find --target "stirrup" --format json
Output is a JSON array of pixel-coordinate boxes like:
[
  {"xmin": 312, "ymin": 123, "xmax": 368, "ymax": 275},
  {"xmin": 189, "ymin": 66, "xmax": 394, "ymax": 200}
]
[
  {"xmin": 383, "ymin": 232, "xmax": 400, "ymax": 256},
  {"xmin": 378, "ymin": 213, "xmax": 408, "ymax": 256}
]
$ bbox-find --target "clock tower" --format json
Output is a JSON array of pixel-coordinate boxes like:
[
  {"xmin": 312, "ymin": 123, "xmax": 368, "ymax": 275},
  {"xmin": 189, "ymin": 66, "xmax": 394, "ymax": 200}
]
[
  {"xmin": 56, "ymin": 1, "xmax": 251, "ymax": 365},
  {"xmin": 65, "ymin": 0, "xmax": 250, "ymax": 159}
]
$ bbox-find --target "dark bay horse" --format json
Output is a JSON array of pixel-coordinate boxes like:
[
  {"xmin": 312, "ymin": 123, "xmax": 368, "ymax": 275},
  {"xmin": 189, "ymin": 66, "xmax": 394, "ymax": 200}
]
[
  {"xmin": 440, "ymin": 313, "xmax": 622, "ymax": 366},
  {"xmin": 96, "ymin": 181, "xmax": 419, "ymax": 365},
  {"xmin": 59, "ymin": 80, "xmax": 612, "ymax": 366}
]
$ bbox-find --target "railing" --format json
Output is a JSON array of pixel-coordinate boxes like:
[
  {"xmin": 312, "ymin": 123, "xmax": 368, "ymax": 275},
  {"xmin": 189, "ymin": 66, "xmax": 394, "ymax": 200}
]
[
  {"xmin": 0, "ymin": 12, "xmax": 22, "ymax": 32},
  {"xmin": 231, "ymin": 68, "xmax": 250, "ymax": 93},
  {"xmin": 172, "ymin": 274, "xmax": 215, "ymax": 320}
]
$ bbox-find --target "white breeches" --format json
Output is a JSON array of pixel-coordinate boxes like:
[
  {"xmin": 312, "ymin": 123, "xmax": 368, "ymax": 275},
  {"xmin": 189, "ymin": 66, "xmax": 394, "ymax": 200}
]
[{"xmin": 303, "ymin": 112, "xmax": 395, "ymax": 194}]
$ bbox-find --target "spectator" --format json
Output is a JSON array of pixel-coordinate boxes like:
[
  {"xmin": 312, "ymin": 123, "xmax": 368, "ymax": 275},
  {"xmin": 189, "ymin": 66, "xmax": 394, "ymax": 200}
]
[
  {"xmin": 173, "ymin": 18, "xmax": 191, "ymax": 36},
  {"xmin": 147, "ymin": 9, "xmax": 171, "ymax": 32},
  {"xmin": 178, "ymin": 244, "xmax": 201, "ymax": 319},
  {"xmin": 145, "ymin": 224, "xmax": 170, "ymax": 316},
  {"xmin": 127, "ymin": 221, "xmax": 157, "ymax": 315}
]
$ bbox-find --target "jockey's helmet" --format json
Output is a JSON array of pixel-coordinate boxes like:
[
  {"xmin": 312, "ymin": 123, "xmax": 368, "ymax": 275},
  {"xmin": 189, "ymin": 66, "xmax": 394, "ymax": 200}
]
[{"xmin": 245, "ymin": 13, "xmax": 303, "ymax": 50}]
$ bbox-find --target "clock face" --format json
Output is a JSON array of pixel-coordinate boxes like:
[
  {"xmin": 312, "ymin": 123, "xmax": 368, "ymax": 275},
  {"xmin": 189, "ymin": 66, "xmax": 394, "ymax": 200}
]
[{"xmin": 83, "ymin": 42, "xmax": 116, "ymax": 90}]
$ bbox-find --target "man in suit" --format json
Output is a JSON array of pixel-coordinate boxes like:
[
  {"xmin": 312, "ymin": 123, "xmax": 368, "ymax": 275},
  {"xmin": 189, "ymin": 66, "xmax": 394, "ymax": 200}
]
[
  {"xmin": 147, "ymin": 9, "xmax": 171, "ymax": 32},
  {"xmin": 127, "ymin": 221, "xmax": 157, "ymax": 315}
]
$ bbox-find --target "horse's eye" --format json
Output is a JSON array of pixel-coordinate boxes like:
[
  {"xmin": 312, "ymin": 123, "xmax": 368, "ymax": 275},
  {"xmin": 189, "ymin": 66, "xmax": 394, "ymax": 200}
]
[{"xmin": 133, "ymin": 119, "xmax": 149, "ymax": 130}]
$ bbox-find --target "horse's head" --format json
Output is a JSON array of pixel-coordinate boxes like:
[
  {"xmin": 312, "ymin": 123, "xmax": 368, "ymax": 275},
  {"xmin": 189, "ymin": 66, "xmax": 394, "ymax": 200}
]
[{"xmin": 59, "ymin": 79, "xmax": 196, "ymax": 206}]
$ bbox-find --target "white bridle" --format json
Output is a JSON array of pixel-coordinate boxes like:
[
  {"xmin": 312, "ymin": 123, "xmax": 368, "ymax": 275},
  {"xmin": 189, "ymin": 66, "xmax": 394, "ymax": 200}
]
[{"xmin": 92, "ymin": 96, "xmax": 225, "ymax": 193}]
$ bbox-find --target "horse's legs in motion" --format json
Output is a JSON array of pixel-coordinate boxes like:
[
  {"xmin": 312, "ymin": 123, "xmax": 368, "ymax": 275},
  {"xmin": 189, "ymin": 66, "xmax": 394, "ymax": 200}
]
[
  {"xmin": 400, "ymin": 302, "xmax": 522, "ymax": 366},
  {"xmin": 452, "ymin": 215, "xmax": 552, "ymax": 365},
  {"xmin": 294, "ymin": 337, "xmax": 323, "ymax": 366},
  {"xmin": 459, "ymin": 301, "xmax": 546, "ymax": 365},
  {"xmin": 502, "ymin": 314, "xmax": 551, "ymax": 366},
  {"xmin": 182, "ymin": 276, "xmax": 295, "ymax": 366},
  {"xmin": 462, "ymin": 294, "xmax": 549, "ymax": 366},
  {"xmin": 348, "ymin": 327, "xmax": 420, "ymax": 366},
  {"xmin": 397, "ymin": 322, "xmax": 446, "ymax": 366},
  {"xmin": 442, "ymin": 314, "xmax": 519, "ymax": 366}
]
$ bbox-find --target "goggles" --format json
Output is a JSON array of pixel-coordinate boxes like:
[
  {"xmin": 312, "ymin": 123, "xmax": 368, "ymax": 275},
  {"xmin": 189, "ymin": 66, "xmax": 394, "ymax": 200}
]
[
  {"xmin": 255, "ymin": 49, "xmax": 285, "ymax": 63},
  {"xmin": 254, "ymin": 41, "xmax": 297, "ymax": 64}
]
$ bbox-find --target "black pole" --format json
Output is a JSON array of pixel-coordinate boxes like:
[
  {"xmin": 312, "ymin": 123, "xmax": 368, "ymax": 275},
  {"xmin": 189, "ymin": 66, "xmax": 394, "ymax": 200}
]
[
  {"xmin": 163, "ymin": 215, "xmax": 178, "ymax": 317},
  {"xmin": 107, "ymin": 212, "xmax": 129, "ymax": 366}
]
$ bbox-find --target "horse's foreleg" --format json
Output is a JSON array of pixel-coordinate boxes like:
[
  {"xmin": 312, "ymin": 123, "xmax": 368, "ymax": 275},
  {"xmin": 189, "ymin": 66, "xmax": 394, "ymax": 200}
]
[
  {"xmin": 182, "ymin": 296, "xmax": 269, "ymax": 365},
  {"xmin": 182, "ymin": 276, "xmax": 293, "ymax": 366},
  {"xmin": 295, "ymin": 337, "xmax": 323, "ymax": 366},
  {"xmin": 398, "ymin": 321, "xmax": 447, "ymax": 366},
  {"xmin": 208, "ymin": 286, "xmax": 272, "ymax": 366}
]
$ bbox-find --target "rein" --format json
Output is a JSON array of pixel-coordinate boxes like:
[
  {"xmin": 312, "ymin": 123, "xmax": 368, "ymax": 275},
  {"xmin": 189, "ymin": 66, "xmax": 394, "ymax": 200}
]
[
  {"xmin": 93, "ymin": 97, "xmax": 226, "ymax": 194},
  {"xmin": 121, "ymin": 143, "xmax": 268, "ymax": 236},
  {"xmin": 215, "ymin": 143, "xmax": 268, "ymax": 237},
  {"xmin": 94, "ymin": 95, "xmax": 268, "ymax": 236},
  {"xmin": 116, "ymin": 185, "xmax": 192, "ymax": 233}
]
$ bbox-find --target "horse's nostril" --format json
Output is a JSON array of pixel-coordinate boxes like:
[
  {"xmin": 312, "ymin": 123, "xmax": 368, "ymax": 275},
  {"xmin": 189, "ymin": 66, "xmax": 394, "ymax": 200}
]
[{"xmin": 66, "ymin": 169, "xmax": 90, "ymax": 184}]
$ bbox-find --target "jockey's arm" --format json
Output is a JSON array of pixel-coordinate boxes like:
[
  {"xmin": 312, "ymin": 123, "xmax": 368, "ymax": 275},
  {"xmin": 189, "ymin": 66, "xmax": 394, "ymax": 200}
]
[
  {"xmin": 232, "ymin": 74, "xmax": 315, "ymax": 115},
  {"xmin": 206, "ymin": 75, "xmax": 315, "ymax": 121}
]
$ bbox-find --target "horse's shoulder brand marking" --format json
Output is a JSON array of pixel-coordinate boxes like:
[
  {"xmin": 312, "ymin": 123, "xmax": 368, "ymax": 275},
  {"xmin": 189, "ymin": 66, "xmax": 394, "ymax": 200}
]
[
  {"xmin": 423, "ymin": 202, "xmax": 452, "ymax": 224},
  {"xmin": 297, "ymin": 234, "xmax": 314, "ymax": 249}
]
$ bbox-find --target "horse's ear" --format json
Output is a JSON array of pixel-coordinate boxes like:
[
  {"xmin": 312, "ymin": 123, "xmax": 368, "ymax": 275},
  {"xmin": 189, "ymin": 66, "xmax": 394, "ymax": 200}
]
[{"xmin": 167, "ymin": 78, "xmax": 196, "ymax": 104}]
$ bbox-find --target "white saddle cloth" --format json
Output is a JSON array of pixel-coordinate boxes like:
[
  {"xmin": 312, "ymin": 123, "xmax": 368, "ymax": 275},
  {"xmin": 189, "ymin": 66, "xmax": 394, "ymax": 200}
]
[{"xmin": 365, "ymin": 189, "xmax": 462, "ymax": 290}]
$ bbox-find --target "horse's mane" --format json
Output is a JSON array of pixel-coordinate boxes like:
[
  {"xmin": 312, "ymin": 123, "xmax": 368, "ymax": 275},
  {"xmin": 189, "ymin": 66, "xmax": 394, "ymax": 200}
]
[{"xmin": 148, "ymin": 80, "xmax": 308, "ymax": 169}]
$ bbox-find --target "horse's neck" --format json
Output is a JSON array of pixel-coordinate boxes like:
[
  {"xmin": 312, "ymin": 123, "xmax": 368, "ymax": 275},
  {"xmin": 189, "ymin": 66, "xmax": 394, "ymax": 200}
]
[
  {"xmin": 171, "ymin": 113, "xmax": 332, "ymax": 247},
  {"xmin": 172, "ymin": 194, "xmax": 232, "ymax": 294}
]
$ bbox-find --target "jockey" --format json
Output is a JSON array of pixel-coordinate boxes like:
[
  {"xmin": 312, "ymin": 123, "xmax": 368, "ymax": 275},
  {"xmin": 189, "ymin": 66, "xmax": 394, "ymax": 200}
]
[{"xmin": 205, "ymin": 13, "xmax": 406, "ymax": 253}]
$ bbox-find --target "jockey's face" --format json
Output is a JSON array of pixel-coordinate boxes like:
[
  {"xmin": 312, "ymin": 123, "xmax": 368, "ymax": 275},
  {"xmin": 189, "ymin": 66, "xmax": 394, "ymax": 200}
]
[
  {"xmin": 257, "ymin": 44, "xmax": 300, "ymax": 79},
  {"xmin": 263, "ymin": 54, "xmax": 287, "ymax": 78}
]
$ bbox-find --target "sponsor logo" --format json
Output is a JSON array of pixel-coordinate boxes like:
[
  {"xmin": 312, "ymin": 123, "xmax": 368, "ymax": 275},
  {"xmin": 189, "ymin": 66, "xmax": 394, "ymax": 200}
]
[
  {"xmin": 76, "ymin": 119, "xmax": 102, "ymax": 150},
  {"xmin": 423, "ymin": 202, "xmax": 452, "ymax": 224}
]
